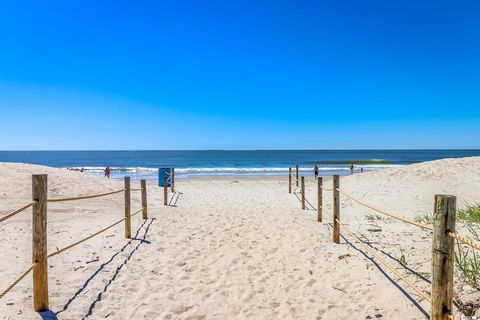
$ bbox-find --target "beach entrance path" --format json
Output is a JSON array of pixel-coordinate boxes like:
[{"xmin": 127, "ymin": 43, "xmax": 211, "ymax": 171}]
[
  {"xmin": 1, "ymin": 165, "xmax": 439, "ymax": 320},
  {"xmin": 70, "ymin": 178, "xmax": 425, "ymax": 320}
]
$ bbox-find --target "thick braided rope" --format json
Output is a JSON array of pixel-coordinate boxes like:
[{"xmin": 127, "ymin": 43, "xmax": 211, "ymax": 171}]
[
  {"xmin": 0, "ymin": 201, "xmax": 36, "ymax": 223},
  {"xmin": 447, "ymin": 232, "xmax": 480, "ymax": 251},
  {"xmin": 289, "ymin": 172, "xmax": 299, "ymax": 182},
  {"xmin": 48, "ymin": 207, "xmax": 145, "ymax": 258},
  {"xmin": 48, "ymin": 217, "xmax": 126, "ymax": 258},
  {"xmin": 48, "ymin": 189, "xmax": 125, "ymax": 202},
  {"xmin": 339, "ymin": 221, "xmax": 431, "ymax": 302},
  {"xmin": 337, "ymin": 188, "xmax": 433, "ymax": 232},
  {"xmin": 0, "ymin": 263, "xmax": 35, "ymax": 300},
  {"xmin": 131, "ymin": 207, "xmax": 143, "ymax": 217},
  {"xmin": 319, "ymin": 185, "xmax": 334, "ymax": 191}
]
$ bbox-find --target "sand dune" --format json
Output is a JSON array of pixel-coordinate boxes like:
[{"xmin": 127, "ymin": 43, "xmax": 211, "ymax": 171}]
[{"xmin": 1, "ymin": 158, "xmax": 480, "ymax": 319}]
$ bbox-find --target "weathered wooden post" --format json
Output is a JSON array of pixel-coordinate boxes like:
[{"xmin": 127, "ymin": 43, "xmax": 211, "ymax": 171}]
[
  {"xmin": 431, "ymin": 194, "xmax": 456, "ymax": 320},
  {"xmin": 141, "ymin": 179, "xmax": 148, "ymax": 219},
  {"xmin": 300, "ymin": 176, "xmax": 305, "ymax": 209},
  {"xmin": 301, "ymin": 176, "xmax": 305, "ymax": 209},
  {"xmin": 288, "ymin": 167, "xmax": 292, "ymax": 193},
  {"xmin": 32, "ymin": 174, "xmax": 49, "ymax": 311},
  {"xmin": 295, "ymin": 164, "xmax": 299, "ymax": 187},
  {"xmin": 163, "ymin": 170, "xmax": 168, "ymax": 206},
  {"xmin": 333, "ymin": 175, "xmax": 340, "ymax": 243},
  {"xmin": 124, "ymin": 176, "xmax": 131, "ymax": 238},
  {"xmin": 317, "ymin": 177, "xmax": 323, "ymax": 222},
  {"xmin": 171, "ymin": 167, "xmax": 175, "ymax": 193}
]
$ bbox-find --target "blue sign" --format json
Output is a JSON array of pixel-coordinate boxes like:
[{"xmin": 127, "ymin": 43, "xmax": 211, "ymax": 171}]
[{"xmin": 158, "ymin": 168, "xmax": 172, "ymax": 187}]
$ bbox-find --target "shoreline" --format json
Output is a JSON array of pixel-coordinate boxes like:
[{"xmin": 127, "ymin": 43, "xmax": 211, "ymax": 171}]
[{"xmin": 65, "ymin": 166, "xmax": 392, "ymax": 181}]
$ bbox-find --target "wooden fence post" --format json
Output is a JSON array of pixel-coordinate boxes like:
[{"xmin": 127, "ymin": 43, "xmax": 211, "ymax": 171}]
[
  {"xmin": 32, "ymin": 174, "xmax": 49, "ymax": 311},
  {"xmin": 317, "ymin": 177, "xmax": 322, "ymax": 222},
  {"xmin": 141, "ymin": 179, "xmax": 148, "ymax": 219},
  {"xmin": 124, "ymin": 176, "xmax": 131, "ymax": 238},
  {"xmin": 333, "ymin": 175, "xmax": 340, "ymax": 243},
  {"xmin": 296, "ymin": 164, "xmax": 299, "ymax": 187},
  {"xmin": 171, "ymin": 168, "xmax": 175, "ymax": 193},
  {"xmin": 301, "ymin": 176, "xmax": 305, "ymax": 209},
  {"xmin": 288, "ymin": 167, "xmax": 292, "ymax": 194},
  {"xmin": 163, "ymin": 170, "xmax": 168, "ymax": 206},
  {"xmin": 431, "ymin": 194, "xmax": 456, "ymax": 320}
]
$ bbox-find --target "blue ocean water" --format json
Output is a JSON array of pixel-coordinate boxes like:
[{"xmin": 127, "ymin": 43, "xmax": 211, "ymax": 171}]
[{"xmin": 0, "ymin": 150, "xmax": 479, "ymax": 180}]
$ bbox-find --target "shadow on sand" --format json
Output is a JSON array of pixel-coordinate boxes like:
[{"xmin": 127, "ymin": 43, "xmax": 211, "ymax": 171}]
[
  {"xmin": 323, "ymin": 222, "xmax": 430, "ymax": 319},
  {"xmin": 38, "ymin": 218, "xmax": 154, "ymax": 320},
  {"xmin": 293, "ymin": 191, "xmax": 316, "ymax": 211},
  {"xmin": 168, "ymin": 191, "xmax": 183, "ymax": 207}
]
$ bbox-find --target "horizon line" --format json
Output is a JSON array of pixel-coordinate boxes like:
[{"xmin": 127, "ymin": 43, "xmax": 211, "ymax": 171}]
[{"xmin": 1, "ymin": 148, "xmax": 480, "ymax": 152}]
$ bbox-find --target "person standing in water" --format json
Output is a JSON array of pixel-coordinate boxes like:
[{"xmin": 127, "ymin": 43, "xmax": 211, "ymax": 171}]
[
  {"xmin": 104, "ymin": 166, "xmax": 111, "ymax": 178},
  {"xmin": 349, "ymin": 163, "xmax": 354, "ymax": 174},
  {"xmin": 314, "ymin": 164, "xmax": 319, "ymax": 180}
]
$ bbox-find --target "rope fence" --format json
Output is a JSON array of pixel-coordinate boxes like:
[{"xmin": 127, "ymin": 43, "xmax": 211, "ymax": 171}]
[
  {"xmin": 0, "ymin": 201, "xmax": 37, "ymax": 223},
  {"xmin": 0, "ymin": 174, "xmax": 151, "ymax": 313},
  {"xmin": 339, "ymin": 221, "xmax": 432, "ymax": 302},
  {"xmin": 0, "ymin": 263, "xmax": 36, "ymax": 300},
  {"xmin": 47, "ymin": 189, "xmax": 125, "ymax": 203},
  {"xmin": 447, "ymin": 231, "xmax": 480, "ymax": 251},
  {"xmin": 47, "ymin": 206, "xmax": 145, "ymax": 259},
  {"xmin": 335, "ymin": 188, "xmax": 480, "ymax": 251},
  {"xmin": 287, "ymin": 165, "xmax": 300, "ymax": 194},
  {"xmin": 319, "ymin": 185, "xmax": 333, "ymax": 191},
  {"xmin": 336, "ymin": 188, "xmax": 434, "ymax": 232},
  {"xmin": 288, "ymin": 168, "xmax": 479, "ymax": 320}
]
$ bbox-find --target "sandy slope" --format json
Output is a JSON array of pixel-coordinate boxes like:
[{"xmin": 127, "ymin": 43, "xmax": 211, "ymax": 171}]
[{"xmin": 1, "ymin": 158, "xmax": 480, "ymax": 320}]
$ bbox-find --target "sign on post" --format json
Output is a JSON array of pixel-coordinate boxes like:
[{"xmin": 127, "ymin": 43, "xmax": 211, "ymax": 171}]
[{"xmin": 158, "ymin": 168, "xmax": 172, "ymax": 187}]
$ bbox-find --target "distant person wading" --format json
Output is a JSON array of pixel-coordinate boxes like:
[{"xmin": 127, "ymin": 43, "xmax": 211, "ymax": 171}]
[
  {"xmin": 314, "ymin": 164, "xmax": 319, "ymax": 180},
  {"xmin": 104, "ymin": 166, "xmax": 111, "ymax": 178}
]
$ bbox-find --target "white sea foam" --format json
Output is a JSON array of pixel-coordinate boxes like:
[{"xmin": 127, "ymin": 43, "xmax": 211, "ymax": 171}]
[{"xmin": 66, "ymin": 164, "xmax": 404, "ymax": 179}]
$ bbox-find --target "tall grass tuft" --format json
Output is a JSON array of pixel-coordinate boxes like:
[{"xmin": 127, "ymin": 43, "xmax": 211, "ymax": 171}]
[
  {"xmin": 414, "ymin": 211, "xmax": 434, "ymax": 225},
  {"xmin": 454, "ymin": 241, "xmax": 480, "ymax": 288},
  {"xmin": 454, "ymin": 203, "xmax": 480, "ymax": 288}
]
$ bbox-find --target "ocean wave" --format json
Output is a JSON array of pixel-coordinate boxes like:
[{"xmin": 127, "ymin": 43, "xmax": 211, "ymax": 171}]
[{"xmin": 66, "ymin": 164, "xmax": 404, "ymax": 178}]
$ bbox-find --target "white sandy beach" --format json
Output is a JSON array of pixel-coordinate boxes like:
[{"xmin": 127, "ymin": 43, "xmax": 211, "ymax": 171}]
[{"xmin": 1, "ymin": 158, "xmax": 480, "ymax": 320}]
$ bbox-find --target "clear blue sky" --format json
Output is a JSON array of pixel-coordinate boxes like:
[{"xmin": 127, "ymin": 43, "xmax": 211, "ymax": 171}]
[{"xmin": 0, "ymin": 0, "xmax": 479, "ymax": 150}]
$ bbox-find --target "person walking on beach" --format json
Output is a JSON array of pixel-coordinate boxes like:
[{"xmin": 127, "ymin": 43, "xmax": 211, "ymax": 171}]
[
  {"xmin": 349, "ymin": 163, "xmax": 354, "ymax": 174},
  {"xmin": 314, "ymin": 164, "xmax": 319, "ymax": 180}
]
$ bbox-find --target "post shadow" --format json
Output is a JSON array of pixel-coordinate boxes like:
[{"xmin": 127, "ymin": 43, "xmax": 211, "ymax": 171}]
[
  {"xmin": 325, "ymin": 222, "xmax": 430, "ymax": 319},
  {"xmin": 168, "ymin": 191, "xmax": 183, "ymax": 207},
  {"xmin": 40, "ymin": 218, "xmax": 154, "ymax": 319}
]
